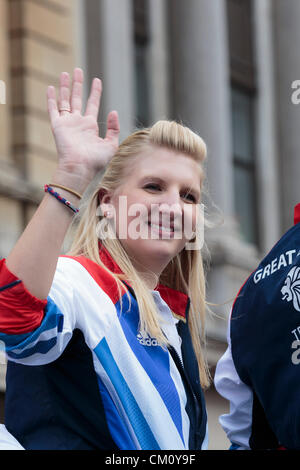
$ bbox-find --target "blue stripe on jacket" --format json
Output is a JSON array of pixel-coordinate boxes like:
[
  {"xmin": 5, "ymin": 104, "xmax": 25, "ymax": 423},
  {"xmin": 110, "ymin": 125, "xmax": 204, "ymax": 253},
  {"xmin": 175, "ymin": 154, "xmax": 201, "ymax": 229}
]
[
  {"xmin": 0, "ymin": 297, "xmax": 63, "ymax": 352},
  {"xmin": 115, "ymin": 292, "xmax": 184, "ymax": 444},
  {"xmin": 94, "ymin": 337, "xmax": 160, "ymax": 450}
]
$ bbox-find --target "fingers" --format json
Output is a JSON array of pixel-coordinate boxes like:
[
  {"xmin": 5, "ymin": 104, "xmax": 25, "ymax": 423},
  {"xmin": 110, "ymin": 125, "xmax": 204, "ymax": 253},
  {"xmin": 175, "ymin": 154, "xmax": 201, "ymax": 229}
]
[
  {"xmin": 85, "ymin": 77, "xmax": 102, "ymax": 120},
  {"xmin": 71, "ymin": 68, "xmax": 84, "ymax": 114},
  {"xmin": 105, "ymin": 110, "xmax": 120, "ymax": 147},
  {"xmin": 58, "ymin": 72, "xmax": 71, "ymax": 115},
  {"xmin": 47, "ymin": 68, "xmax": 102, "ymax": 122},
  {"xmin": 47, "ymin": 86, "xmax": 59, "ymax": 125}
]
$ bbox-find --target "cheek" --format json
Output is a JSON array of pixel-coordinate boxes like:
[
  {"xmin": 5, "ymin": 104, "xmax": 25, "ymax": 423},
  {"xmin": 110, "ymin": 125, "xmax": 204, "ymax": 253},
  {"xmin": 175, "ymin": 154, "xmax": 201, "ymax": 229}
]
[
  {"xmin": 114, "ymin": 195, "xmax": 151, "ymax": 237},
  {"xmin": 183, "ymin": 206, "xmax": 197, "ymax": 230}
]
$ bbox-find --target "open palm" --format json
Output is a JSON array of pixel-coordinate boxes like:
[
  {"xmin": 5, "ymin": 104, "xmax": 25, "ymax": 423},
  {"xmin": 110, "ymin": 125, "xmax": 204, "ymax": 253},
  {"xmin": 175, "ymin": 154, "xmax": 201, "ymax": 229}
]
[{"xmin": 47, "ymin": 68, "xmax": 120, "ymax": 180}]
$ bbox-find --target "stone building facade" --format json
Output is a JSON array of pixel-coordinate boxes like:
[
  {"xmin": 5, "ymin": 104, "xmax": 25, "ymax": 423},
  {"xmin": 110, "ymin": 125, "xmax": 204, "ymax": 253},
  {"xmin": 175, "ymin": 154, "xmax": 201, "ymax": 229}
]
[{"xmin": 0, "ymin": 0, "xmax": 299, "ymax": 450}]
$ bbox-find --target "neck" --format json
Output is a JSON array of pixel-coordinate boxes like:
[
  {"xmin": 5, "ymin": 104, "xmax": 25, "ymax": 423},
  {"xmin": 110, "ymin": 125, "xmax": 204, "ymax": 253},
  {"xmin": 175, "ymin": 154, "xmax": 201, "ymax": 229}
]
[
  {"xmin": 127, "ymin": 254, "xmax": 170, "ymax": 290},
  {"xmin": 130, "ymin": 262, "xmax": 160, "ymax": 290}
]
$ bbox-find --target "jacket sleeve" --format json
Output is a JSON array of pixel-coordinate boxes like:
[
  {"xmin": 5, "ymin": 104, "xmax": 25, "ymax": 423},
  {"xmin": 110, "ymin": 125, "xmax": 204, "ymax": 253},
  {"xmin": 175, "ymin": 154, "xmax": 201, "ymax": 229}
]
[
  {"xmin": 0, "ymin": 424, "xmax": 24, "ymax": 450},
  {"xmin": 214, "ymin": 318, "xmax": 254, "ymax": 450},
  {"xmin": 0, "ymin": 257, "xmax": 76, "ymax": 365}
]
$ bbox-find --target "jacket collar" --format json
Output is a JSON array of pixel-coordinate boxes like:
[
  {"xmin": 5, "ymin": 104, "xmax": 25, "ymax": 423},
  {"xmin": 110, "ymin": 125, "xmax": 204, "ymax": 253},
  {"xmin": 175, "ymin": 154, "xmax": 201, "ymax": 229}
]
[
  {"xmin": 294, "ymin": 203, "xmax": 300, "ymax": 225},
  {"xmin": 98, "ymin": 242, "xmax": 188, "ymax": 322}
]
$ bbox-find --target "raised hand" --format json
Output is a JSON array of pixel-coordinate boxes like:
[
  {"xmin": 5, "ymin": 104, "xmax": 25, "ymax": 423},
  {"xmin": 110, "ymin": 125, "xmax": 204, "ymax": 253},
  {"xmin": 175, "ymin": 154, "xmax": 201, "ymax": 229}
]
[{"xmin": 47, "ymin": 68, "xmax": 120, "ymax": 185}]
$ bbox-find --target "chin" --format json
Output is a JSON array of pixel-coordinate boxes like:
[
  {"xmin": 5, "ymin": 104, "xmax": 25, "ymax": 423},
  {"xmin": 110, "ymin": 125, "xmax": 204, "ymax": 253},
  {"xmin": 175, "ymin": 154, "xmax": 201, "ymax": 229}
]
[
  {"xmin": 120, "ymin": 235, "xmax": 185, "ymax": 263},
  {"xmin": 140, "ymin": 237, "xmax": 184, "ymax": 257}
]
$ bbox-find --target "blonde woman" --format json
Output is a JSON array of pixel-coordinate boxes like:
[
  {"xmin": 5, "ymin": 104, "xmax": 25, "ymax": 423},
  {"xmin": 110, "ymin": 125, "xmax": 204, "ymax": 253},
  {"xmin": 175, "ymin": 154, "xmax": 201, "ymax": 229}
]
[{"xmin": 0, "ymin": 68, "xmax": 209, "ymax": 450}]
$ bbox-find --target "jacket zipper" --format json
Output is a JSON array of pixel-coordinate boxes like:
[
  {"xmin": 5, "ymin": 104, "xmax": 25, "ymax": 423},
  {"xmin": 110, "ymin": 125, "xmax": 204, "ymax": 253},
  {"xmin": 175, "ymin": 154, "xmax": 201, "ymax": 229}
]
[{"xmin": 167, "ymin": 344, "xmax": 202, "ymax": 450}]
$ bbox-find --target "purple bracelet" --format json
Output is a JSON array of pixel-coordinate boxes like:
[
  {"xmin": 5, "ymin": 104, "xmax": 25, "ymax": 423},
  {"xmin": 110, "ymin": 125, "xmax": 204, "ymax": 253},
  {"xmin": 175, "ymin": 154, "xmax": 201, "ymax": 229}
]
[{"xmin": 44, "ymin": 184, "xmax": 80, "ymax": 214}]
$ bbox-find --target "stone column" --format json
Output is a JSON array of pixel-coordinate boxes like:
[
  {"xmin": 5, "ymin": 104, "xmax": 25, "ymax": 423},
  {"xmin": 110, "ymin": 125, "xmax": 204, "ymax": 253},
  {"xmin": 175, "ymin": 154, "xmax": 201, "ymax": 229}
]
[
  {"xmin": 73, "ymin": 0, "xmax": 88, "ymax": 103},
  {"xmin": 169, "ymin": 0, "xmax": 259, "ymax": 342},
  {"xmin": 169, "ymin": 0, "xmax": 234, "ymax": 218},
  {"xmin": 9, "ymin": 0, "xmax": 75, "ymax": 183},
  {"xmin": 0, "ymin": 0, "xmax": 10, "ymax": 162},
  {"xmin": 253, "ymin": 0, "xmax": 281, "ymax": 251},
  {"xmin": 85, "ymin": 0, "xmax": 135, "ymax": 142},
  {"xmin": 148, "ymin": 0, "xmax": 171, "ymax": 122},
  {"xmin": 273, "ymin": 0, "xmax": 300, "ymax": 230}
]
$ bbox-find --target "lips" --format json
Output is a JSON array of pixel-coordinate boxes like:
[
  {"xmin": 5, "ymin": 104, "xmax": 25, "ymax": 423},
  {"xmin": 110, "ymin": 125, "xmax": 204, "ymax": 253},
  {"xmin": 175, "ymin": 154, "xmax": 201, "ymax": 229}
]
[
  {"xmin": 145, "ymin": 212, "xmax": 183, "ymax": 234},
  {"xmin": 147, "ymin": 221, "xmax": 175, "ymax": 233}
]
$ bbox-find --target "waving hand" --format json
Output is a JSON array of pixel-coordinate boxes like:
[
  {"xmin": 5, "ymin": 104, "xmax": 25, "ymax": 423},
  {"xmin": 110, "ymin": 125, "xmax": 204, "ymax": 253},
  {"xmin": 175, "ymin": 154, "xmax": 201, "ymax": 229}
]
[{"xmin": 47, "ymin": 68, "xmax": 120, "ymax": 185}]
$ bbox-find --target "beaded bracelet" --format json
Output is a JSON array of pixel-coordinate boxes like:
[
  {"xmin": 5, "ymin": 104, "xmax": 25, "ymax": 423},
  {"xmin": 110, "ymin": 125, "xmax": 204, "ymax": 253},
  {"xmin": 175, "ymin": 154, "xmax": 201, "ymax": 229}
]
[
  {"xmin": 44, "ymin": 184, "xmax": 80, "ymax": 214},
  {"xmin": 48, "ymin": 183, "xmax": 82, "ymax": 200}
]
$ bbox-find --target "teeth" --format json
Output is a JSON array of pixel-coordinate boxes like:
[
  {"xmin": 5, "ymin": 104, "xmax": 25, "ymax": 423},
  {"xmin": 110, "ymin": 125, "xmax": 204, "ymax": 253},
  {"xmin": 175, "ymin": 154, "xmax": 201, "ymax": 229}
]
[{"xmin": 148, "ymin": 222, "xmax": 173, "ymax": 232}]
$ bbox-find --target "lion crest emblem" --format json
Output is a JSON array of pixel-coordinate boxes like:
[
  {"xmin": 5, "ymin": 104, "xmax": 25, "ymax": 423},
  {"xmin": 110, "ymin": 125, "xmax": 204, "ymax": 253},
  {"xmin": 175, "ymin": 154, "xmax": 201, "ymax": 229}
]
[{"xmin": 281, "ymin": 266, "xmax": 300, "ymax": 312}]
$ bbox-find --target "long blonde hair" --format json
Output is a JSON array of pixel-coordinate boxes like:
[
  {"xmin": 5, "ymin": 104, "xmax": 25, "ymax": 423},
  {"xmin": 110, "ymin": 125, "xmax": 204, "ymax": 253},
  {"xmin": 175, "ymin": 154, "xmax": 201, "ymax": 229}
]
[{"xmin": 66, "ymin": 120, "xmax": 211, "ymax": 388}]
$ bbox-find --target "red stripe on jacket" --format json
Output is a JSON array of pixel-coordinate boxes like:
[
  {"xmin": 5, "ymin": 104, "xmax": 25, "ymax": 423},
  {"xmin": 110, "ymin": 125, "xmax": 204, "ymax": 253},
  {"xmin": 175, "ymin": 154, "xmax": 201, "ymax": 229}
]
[
  {"xmin": 0, "ymin": 259, "xmax": 46, "ymax": 334},
  {"xmin": 0, "ymin": 243, "xmax": 189, "ymax": 335},
  {"xmin": 294, "ymin": 203, "xmax": 300, "ymax": 225}
]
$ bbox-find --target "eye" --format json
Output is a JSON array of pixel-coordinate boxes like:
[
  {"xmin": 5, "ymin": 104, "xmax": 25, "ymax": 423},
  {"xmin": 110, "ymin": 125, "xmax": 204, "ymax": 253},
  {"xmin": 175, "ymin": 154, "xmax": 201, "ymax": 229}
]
[
  {"xmin": 144, "ymin": 183, "xmax": 161, "ymax": 191},
  {"xmin": 144, "ymin": 184, "xmax": 197, "ymax": 202},
  {"xmin": 183, "ymin": 193, "xmax": 196, "ymax": 203}
]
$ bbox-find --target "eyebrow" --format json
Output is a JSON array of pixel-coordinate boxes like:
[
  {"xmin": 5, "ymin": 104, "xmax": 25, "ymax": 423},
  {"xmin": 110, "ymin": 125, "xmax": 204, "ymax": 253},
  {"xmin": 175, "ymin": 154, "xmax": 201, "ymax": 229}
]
[{"xmin": 140, "ymin": 175, "xmax": 201, "ymax": 198}]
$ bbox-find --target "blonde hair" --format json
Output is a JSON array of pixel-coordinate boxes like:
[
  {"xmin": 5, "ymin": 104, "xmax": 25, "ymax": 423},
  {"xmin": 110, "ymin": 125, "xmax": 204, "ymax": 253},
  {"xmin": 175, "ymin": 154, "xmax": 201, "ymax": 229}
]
[{"xmin": 66, "ymin": 120, "xmax": 211, "ymax": 388}]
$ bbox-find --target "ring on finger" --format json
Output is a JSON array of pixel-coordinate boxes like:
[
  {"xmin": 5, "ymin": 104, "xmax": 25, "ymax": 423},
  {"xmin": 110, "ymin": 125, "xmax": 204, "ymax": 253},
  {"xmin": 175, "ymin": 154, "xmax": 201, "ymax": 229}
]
[{"xmin": 59, "ymin": 107, "xmax": 71, "ymax": 113}]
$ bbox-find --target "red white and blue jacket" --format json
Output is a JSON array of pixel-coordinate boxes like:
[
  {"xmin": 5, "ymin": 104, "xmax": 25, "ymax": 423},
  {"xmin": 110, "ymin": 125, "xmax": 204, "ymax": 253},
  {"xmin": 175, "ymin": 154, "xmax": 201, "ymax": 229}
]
[
  {"xmin": 215, "ymin": 203, "xmax": 300, "ymax": 450},
  {"xmin": 0, "ymin": 243, "xmax": 207, "ymax": 450}
]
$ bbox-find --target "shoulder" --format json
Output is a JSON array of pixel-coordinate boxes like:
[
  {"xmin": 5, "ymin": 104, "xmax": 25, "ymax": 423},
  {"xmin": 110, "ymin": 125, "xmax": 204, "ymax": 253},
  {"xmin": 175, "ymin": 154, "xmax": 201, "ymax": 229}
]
[{"xmin": 57, "ymin": 255, "xmax": 127, "ymax": 304}]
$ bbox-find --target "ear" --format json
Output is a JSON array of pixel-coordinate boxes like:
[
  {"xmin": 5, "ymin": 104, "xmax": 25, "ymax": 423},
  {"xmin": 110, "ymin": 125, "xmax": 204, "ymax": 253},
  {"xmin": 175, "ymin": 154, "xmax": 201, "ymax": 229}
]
[
  {"xmin": 97, "ymin": 188, "xmax": 114, "ymax": 218},
  {"xmin": 97, "ymin": 188, "xmax": 108, "ymax": 205}
]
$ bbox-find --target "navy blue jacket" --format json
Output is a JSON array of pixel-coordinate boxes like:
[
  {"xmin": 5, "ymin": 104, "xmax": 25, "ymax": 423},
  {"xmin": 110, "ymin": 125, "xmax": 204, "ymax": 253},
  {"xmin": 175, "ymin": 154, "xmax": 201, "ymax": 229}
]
[{"xmin": 215, "ymin": 203, "xmax": 300, "ymax": 449}]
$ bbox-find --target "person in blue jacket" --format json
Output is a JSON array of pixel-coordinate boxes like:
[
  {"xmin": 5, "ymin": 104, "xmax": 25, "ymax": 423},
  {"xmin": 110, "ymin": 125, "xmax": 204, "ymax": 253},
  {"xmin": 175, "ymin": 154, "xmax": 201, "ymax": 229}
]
[{"xmin": 215, "ymin": 203, "xmax": 300, "ymax": 450}]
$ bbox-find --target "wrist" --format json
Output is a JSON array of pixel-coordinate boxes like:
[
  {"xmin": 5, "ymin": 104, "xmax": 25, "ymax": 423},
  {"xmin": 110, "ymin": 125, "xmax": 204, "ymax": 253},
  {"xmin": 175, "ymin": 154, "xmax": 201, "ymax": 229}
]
[
  {"xmin": 51, "ymin": 167, "xmax": 94, "ymax": 195},
  {"xmin": 44, "ymin": 184, "xmax": 80, "ymax": 214}
]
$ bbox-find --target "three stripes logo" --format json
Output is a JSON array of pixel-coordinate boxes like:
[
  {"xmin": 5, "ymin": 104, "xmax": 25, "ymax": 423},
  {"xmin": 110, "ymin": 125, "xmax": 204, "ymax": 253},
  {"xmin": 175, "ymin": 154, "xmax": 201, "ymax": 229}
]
[{"xmin": 137, "ymin": 332, "xmax": 158, "ymax": 347}]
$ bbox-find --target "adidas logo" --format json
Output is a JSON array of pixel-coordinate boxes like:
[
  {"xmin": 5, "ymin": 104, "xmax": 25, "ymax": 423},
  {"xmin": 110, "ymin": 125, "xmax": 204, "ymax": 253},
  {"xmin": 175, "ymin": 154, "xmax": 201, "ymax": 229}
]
[{"xmin": 137, "ymin": 332, "xmax": 158, "ymax": 347}]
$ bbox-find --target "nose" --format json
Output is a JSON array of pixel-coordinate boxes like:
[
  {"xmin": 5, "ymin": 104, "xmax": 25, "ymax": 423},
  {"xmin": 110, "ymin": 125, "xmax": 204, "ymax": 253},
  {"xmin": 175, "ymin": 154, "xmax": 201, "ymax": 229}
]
[
  {"xmin": 158, "ymin": 202, "xmax": 182, "ymax": 216},
  {"xmin": 155, "ymin": 198, "xmax": 183, "ymax": 229},
  {"xmin": 157, "ymin": 191, "xmax": 197, "ymax": 235},
  {"xmin": 159, "ymin": 187, "xmax": 183, "ymax": 207}
]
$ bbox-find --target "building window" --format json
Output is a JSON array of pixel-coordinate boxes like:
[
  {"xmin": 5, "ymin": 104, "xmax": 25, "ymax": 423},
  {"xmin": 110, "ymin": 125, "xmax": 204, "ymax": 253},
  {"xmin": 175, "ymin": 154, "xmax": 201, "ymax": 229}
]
[
  {"xmin": 226, "ymin": 0, "xmax": 258, "ymax": 246},
  {"xmin": 232, "ymin": 88, "xmax": 258, "ymax": 245},
  {"xmin": 133, "ymin": 0, "xmax": 150, "ymax": 127}
]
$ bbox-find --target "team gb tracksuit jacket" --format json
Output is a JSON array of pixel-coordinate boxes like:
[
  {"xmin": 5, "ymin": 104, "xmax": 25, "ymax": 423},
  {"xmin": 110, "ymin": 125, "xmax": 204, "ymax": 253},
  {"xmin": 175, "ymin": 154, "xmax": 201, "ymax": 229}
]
[
  {"xmin": 215, "ymin": 203, "xmax": 300, "ymax": 450},
  {"xmin": 0, "ymin": 243, "xmax": 207, "ymax": 450}
]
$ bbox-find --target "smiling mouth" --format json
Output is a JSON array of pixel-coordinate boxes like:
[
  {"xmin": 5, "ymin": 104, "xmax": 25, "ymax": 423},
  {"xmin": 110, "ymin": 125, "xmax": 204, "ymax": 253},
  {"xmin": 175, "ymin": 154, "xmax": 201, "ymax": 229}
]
[
  {"xmin": 147, "ymin": 221, "xmax": 174, "ymax": 232},
  {"xmin": 145, "ymin": 221, "xmax": 178, "ymax": 238}
]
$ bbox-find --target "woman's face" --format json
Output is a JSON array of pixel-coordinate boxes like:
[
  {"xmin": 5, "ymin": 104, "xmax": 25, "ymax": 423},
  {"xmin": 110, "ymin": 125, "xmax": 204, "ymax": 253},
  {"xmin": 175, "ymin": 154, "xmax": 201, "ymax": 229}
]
[{"xmin": 102, "ymin": 146, "xmax": 203, "ymax": 272}]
